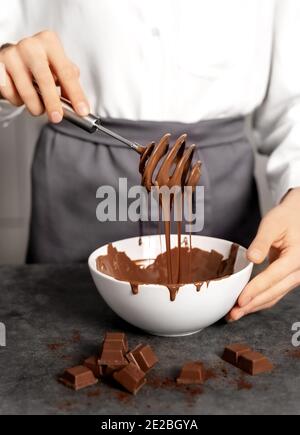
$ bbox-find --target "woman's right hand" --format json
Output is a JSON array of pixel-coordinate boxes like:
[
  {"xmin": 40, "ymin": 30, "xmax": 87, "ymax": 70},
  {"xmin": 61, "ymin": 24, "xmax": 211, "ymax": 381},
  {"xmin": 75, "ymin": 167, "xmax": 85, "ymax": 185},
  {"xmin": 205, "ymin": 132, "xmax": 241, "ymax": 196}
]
[{"xmin": 0, "ymin": 30, "xmax": 90, "ymax": 123}]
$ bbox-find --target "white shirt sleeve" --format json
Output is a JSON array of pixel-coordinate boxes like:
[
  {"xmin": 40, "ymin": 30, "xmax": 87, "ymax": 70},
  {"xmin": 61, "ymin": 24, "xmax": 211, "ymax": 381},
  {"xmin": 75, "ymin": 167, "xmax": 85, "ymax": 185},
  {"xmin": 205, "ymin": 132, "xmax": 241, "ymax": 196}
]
[
  {"xmin": 254, "ymin": 0, "xmax": 300, "ymax": 204},
  {"xmin": 0, "ymin": 0, "xmax": 27, "ymax": 123}
]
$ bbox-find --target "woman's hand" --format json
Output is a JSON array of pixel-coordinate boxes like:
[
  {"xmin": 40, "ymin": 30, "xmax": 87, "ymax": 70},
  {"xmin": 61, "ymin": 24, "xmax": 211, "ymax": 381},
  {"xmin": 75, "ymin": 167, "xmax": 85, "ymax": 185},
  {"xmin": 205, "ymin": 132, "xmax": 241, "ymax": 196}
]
[
  {"xmin": 227, "ymin": 187, "xmax": 300, "ymax": 322},
  {"xmin": 0, "ymin": 30, "xmax": 89, "ymax": 123}
]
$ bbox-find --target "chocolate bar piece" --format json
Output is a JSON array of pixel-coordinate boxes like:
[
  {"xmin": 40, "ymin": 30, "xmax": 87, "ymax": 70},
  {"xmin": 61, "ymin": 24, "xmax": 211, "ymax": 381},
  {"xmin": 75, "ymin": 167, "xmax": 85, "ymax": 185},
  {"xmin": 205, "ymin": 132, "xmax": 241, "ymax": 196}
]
[
  {"xmin": 127, "ymin": 344, "xmax": 158, "ymax": 372},
  {"xmin": 113, "ymin": 362, "xmax": 146, "ymax": 395},
  {"xmin": 99, "ymin": 346, "xmax": 127, "ymax": 366},
  {"xmin": 104, "ymin": 332, "xmax": 128, "ymax": 353},
  {"xmin": 83, "ymin": 356, "xmax": 103, "ymax": 378},
  {"xmin": 99, "ymin": 332, "xmax": 128, "ymax": 366},
  {"xmin": 222, "ymin": 344, "xmax": 252, "ymax": 366},
  {"xmin": 176, "ymin": 362, "xmax": 205, "ymax": 385},
  {"xmin": 102, "ymin": 365, "xmax": 124, "ymax": 377},
  {"xmin": 100, "ymin": 350, "xmax": 127, "ymax": 366},
  {"xmin": 238, "ymin": 351, "xmax": 274, "ymax": 376},
  {"xmin": 59, "ymin": 366, "xmax": 98, "ymax": 390}
]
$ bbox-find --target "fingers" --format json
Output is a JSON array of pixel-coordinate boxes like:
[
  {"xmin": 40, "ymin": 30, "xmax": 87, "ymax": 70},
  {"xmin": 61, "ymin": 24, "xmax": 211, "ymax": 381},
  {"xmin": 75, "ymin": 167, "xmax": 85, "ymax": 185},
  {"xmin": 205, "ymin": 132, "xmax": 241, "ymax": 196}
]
[
  {"xmin": 0, "ymin": 64, "xmax": 23, "ymax": 106},
  {"xmin": 226, "ymin": 306, "xmax": 245, "ymax": 322},
  {"xmin": 17, "ymin": 37, "xmax": 64, "ymax": 122},
  {"xmin": 240, "ymin": 270, "xmax": 300, "ymax": 311},
  {"xmin": 36, "ymin": 31, "xmax": 89, "ymax": 116},
  {"xmin": 227, "ymin": 271, "xmax": 300, "ymax": 321},
  {"xmin": 247, "ymin": 210, "xmax": 284, "ymax": 264},
  {"xmin": 0, "ymin": 30, "xmax": 89, "ymax": 122},
  {"xmin": 226, "ymin": 294, "xmax": 284, "ymax": 322},
  {"xmin": 246, "ymin": 293, "xmax": 287, "ymax": 315},
  {"xmin": 238, "ymin": 249, "xmax": 300, "ymax": 307},
  {"xmin": 3, "ymin": 42, "xmax": 45, "ymax": 117}
]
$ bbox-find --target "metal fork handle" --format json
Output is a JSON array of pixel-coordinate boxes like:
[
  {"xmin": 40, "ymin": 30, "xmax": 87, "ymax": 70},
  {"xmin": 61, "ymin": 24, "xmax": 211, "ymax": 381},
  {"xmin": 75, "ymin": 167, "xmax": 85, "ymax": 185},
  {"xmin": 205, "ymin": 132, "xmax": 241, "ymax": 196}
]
[
  {"xmin": 58, "ymin": 95, "xmax": 100, "ymax": 133},
  {"xmin": 33, "ymin": 82, "xmax": 143, "ymax": 152},
  {"xmin": 32, "ymin": 81, "xmax": 99, "ymax": 133}
]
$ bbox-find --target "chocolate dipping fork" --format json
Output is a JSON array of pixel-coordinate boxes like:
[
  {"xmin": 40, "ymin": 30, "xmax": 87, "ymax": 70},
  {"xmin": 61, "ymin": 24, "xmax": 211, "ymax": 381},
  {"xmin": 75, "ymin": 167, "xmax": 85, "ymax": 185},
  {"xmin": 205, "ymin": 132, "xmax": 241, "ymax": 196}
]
[{"xmin": 34, "ymin": 83, "xmax": 202, "ymax": 191}]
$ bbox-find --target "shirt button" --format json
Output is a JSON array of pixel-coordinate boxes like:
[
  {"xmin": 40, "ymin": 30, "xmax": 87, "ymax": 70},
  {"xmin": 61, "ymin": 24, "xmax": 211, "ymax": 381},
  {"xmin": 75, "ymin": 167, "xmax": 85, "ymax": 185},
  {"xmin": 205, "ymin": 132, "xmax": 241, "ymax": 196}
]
[{"xmin": 151, "ymin": 27, "xmax": 160, "ymax": 38}]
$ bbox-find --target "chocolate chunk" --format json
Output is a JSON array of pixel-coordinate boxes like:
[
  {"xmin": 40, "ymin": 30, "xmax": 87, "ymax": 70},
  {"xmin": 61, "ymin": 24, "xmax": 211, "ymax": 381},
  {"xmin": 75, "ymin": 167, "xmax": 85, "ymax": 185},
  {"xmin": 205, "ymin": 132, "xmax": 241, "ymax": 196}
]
[
  {"xmin": 99, "ymin": 347, "xmax": 127, "ymax": 366},
  {"xmin": 100, "ymin": 339, "xmax": 126, "ymax": 364},
  {"xmin": 238, "ymin": 351, "xmax": 274, "ymax": 376},
  {"xmin": 177, "ymin": 362, "xmax": 205, "ymax": 385},
  {"xmin": 83, "ymin": 356, "xmax": 103, "ymax": 378},
  {"xmin": 222, "ymin": 344, "xmax": 252, "ymax": 366},
  {"xmin": 113, "ymin": 362, "xmax": 146, "ymax": 395},
  {"xmin": 103, "ymin": 364, "xmax": 128, "ymax": 377},
  {"xmin": 99, "ymin": 343, "xmax": 127, "ymax": 366},
  {"xmin": 59, "ymin": 366, "xmax": 98, "ymax": 390},
  {"xmin": 126, "ymin": 344, "xmax": 158, "ymax": 372},
  {"xmin": 104, "ymin": 332, "xmax": 128, "ymax": 353}
]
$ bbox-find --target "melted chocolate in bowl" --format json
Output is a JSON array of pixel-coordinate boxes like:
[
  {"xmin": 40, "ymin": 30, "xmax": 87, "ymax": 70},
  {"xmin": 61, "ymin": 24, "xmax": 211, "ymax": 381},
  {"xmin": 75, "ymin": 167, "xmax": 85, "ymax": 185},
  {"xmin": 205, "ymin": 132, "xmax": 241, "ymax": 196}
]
[
  {"xmin": 96, "ymin": 134, "xmax": 239, "ymax": 301},
  {"xmin": 96, "ymin": 243, "xmax": 239, "ymax": 302}
]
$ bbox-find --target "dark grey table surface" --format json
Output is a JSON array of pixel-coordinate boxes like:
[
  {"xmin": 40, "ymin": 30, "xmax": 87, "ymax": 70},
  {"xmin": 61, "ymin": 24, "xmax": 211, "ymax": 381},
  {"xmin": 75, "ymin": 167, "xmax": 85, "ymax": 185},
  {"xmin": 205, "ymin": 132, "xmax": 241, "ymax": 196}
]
[{"xmin": 0, "ymin": 264, "xmax": 299, "ymax": 415}]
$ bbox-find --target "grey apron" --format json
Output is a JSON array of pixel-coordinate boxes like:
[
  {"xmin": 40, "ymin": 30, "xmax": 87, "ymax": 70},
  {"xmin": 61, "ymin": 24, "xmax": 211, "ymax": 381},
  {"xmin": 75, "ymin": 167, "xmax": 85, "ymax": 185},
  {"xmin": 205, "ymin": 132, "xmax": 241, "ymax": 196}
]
[{"xmin": 27, "ymin": 117, "xmax": 261, "ymax": 263}]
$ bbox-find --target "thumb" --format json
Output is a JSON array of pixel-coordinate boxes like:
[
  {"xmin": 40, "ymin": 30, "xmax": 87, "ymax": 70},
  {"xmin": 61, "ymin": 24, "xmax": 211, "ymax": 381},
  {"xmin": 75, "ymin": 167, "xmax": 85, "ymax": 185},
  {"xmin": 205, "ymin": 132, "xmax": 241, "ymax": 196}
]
[{"xmin": 247, "ymin": 213, "xmax": 280, "ymax": 264}]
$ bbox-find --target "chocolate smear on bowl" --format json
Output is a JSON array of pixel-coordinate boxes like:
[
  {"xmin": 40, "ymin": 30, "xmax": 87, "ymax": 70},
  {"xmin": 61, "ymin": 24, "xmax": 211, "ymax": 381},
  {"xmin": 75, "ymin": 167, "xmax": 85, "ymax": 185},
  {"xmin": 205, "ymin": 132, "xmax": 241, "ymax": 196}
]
[{"xmin": 96, "ymin": 243, "xmax": 238, "ymax": 302}]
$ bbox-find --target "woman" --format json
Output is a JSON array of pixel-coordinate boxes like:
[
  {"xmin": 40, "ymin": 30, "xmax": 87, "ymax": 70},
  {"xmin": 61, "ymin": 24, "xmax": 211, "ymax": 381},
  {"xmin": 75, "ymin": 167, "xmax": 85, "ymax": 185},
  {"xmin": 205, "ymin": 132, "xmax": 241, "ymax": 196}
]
[{"xmin": 0, "ymin": 0, "xmax": 300, "ymax": 322}]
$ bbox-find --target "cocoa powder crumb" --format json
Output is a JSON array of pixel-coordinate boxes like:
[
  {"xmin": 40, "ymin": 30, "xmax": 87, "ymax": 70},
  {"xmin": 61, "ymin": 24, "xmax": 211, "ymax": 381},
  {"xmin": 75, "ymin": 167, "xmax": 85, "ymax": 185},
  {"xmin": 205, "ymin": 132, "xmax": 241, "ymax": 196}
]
[
  {"xmin": 48, "ymin": 343, "xmax": 65, "ymax": 351},
  {"xmin": 205, "ymin": 368, "xmax": 217, "ymax": 381},
  {"xmin": 114, "ymin": 391, "xmax": 132, "ymax": 403},
  {"xmin": 57, "ymin": 400, "xmax": 76, "ymax": 411},
  {"xmin": 86, "ymin": 387, "xmax": 101, "ymax": 398},
  {"xmin": 61, "ymin": 355, "xmax": 73, "ymax": 361},
  {"xmin": 286, "ymin": 349, "xmax": 300, "ymax": 359},
  {"xmin": 71, "ymin": 330, "xmax": 81, "ymax": 343},
  {"xmin": 236, "ymin": 377, "xmax": 253, "ymax": 391}
]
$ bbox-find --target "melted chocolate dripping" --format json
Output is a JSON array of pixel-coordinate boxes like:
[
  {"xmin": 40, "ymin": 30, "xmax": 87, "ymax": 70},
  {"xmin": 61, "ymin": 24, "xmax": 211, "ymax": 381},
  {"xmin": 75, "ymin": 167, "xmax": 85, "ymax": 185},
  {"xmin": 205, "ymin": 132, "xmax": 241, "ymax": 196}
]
[
  {"xmin": 167, "ymin": 285, "xmax": 180, "ymax": 302},
  {"xmin": 130, "ymin": 283, "xmax": 139, "ymax": 295},
  {"xmin": 96, "ymin": 134, "xmax": 238, "ymax": 302},
  {"xmin": 139, "ymin": 134, "xmax": 202, "ymax": 286},
  {"xmin": 195, "ymin": 282, "xmax": 204, "ymax": 293}
]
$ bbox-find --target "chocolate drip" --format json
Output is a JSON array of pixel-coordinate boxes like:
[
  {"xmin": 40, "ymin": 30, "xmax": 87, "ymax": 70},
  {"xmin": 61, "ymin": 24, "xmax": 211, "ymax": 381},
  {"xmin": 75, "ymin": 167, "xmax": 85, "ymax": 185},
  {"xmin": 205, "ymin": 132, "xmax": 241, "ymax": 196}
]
[
  {"xmin": 131, "ymin": 283, "xmax": 139, "ymax": 295},
  {"xmin": 167, "ymin": 285, "xmax": 180, "ymax": 302},
  {"xmin": 138, "ymin": 220, "xmax": 143, "ymax": 246},
  {"xmin": 195, "ymin": 282, "xmax": 204, "ymax": 293},
  {"xmin": 139, "ymin": 134, "xmax": 202, "ymax": 285}
]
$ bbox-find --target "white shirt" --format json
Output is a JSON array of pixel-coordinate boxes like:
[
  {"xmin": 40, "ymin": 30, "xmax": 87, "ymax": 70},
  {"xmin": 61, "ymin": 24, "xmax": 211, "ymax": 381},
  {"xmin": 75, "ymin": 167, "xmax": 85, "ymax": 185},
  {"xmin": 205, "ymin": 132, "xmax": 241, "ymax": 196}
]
[{"xmin": 1, "ymin": 0, "xmax": 300, "ymax": 203}]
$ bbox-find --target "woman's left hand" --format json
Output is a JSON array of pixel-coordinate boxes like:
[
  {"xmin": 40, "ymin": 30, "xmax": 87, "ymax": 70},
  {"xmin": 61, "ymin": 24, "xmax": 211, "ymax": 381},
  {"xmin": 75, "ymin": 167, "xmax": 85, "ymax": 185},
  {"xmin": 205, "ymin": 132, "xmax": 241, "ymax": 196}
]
[{"xmin": 227, "ymin": 188, "xmax": 300, "ymax": 322}]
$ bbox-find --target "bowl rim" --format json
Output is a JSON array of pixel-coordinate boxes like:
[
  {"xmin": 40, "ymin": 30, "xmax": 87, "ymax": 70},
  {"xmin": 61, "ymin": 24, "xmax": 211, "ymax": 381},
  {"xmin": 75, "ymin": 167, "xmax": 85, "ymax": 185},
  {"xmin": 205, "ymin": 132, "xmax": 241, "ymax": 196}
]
[{"xmin": 88, "ymin": 234, "xmax": 253, "ymax": 288}]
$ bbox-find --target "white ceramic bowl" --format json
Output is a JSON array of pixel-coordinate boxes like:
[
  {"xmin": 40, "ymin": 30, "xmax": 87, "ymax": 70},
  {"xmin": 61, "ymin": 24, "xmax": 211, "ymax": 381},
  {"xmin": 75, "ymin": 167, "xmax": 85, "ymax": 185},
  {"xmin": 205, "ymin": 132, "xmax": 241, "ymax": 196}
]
[{"xmin": 88, "ymin": 235, "xmax": 253, "ymax": 337}]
